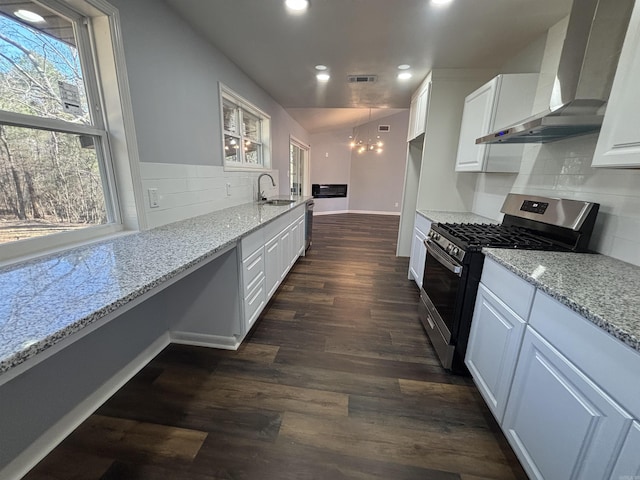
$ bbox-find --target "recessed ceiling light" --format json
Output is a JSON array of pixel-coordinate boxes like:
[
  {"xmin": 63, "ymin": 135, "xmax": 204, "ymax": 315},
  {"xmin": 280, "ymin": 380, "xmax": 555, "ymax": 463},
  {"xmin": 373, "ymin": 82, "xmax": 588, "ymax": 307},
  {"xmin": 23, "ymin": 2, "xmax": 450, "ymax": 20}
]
[
  {"xmin": 285, "ymin": 0, "xmax": 309, "ymax": 11},
  {"xmin": 431, "ymin": 0, "xmax": 453, "ymax": 5},
  {"xmin": 315, "ymin": 65, "xmax": 328, "ymax": 71},
  {"xmin": 398, "ymin": 72, "xmax": 413, "ymax": 80},
  {"xmin": 397, "ymin": 64, "xmax": 411, "ymax": 70},
  {"xmin": 316, "ymin": 72, "xmax": 330, "ymax": 82},
  {"xmin": 14, "ymin": 9, "xmax": 46, "ymax": 23}
]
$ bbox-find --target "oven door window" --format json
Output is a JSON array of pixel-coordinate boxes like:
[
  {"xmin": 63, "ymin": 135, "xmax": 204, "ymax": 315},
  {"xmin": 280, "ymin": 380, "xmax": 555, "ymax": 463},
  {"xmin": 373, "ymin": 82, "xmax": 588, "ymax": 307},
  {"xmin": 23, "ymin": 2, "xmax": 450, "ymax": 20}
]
[{"xmin": 423, "ymin": 247, "xmax": 462, "ymax": 335}]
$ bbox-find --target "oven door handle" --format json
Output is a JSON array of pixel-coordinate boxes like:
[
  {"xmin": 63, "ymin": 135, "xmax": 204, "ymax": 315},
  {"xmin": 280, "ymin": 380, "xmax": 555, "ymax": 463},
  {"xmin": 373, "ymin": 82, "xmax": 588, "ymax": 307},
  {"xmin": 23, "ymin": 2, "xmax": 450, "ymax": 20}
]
[{"xmin": 424, "ymin": 239, "xmax": 463, "ymax": 276}]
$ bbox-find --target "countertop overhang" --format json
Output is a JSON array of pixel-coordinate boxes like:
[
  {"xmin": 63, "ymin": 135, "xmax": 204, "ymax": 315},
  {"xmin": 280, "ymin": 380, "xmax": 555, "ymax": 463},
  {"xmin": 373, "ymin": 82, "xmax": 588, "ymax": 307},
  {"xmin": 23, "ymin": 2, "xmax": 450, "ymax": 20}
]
[{"xmin": 0, "ymin": 197, "xmax": 312, "ymax": 379}]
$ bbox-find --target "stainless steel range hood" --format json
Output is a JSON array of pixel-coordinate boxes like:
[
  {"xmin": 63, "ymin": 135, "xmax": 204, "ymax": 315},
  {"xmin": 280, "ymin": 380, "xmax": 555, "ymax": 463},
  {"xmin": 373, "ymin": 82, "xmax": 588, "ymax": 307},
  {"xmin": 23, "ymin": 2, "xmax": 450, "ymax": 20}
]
[{"xmin": 477, "ymin": 0, "xmax": 634, "ymax": 145}]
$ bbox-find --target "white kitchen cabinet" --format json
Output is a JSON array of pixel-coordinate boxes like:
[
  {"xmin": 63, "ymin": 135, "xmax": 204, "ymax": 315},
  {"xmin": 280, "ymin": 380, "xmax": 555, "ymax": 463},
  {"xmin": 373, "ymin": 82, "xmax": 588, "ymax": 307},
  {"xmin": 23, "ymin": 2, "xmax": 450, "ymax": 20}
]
[
  {"xmin": 465, "ymin": 285, "xmax": 527, "ymax": 423},
  {"xmin": 240, "ymin": 203, "xmax": 306, "ymax": 333},
  {"xmin": 455, "ymin": 74, "xmax": 538, "ymax": 172},
  {"xmin": 611, "ymin": 421, "xmax": 640, "ymax": 479},
  {"xmin": 592, "ymin": 0, "xmax": 640, "ymax": 167},
  {"xmin": 408, "ymin": 213, "xmax": 431, "ymax": 287},
  {"xmin": 502, "ymin": 326, "xmax": 632, "ymax": 480},
  {"xmin": 407, "ymin": 74, "xmax": 431, "ymax": 141},
  {"xmin": 465, "ymin": 258, "xmax": 535, "ymax": 423},
  {"xmin": 241, "ymin": 245, "xmax": 266, "ymax": 331}
]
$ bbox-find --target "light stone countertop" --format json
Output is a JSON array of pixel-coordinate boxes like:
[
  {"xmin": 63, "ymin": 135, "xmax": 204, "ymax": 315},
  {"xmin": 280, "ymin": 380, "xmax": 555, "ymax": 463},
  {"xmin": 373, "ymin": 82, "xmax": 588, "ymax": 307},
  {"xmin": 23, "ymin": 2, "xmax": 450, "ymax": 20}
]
[
  {"xmin": 0, "ymin": 196, "xmax": 312, "ymax": 376},
  {"xmin": 417, "ymin": 210, "xmax": 498, "ymax": 225},
  {"xmin": 483, "ymin": 248, "xmax": 640, "ymax": 353}
]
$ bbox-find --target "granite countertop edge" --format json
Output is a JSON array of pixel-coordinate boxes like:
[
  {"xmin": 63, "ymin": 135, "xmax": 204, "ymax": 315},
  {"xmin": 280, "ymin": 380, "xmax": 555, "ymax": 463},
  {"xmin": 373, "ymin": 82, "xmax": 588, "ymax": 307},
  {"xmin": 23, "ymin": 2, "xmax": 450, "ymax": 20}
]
[
  {"xmin": 483, "ymin": 249, "xmax": 640, "ymax": 353},
  {"xmin": 417, "ymin": 209, "xmax": 498, "ymax": 225},
  {"xmin": 0, "ymin": 196, "xmax": 312, "ymax": 375}
]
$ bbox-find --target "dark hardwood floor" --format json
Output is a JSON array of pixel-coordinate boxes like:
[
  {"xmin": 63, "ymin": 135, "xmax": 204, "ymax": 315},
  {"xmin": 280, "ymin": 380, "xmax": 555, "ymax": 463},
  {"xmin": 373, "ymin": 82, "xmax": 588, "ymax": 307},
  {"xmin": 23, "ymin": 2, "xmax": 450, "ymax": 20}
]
[{"xmin": 24, "ymin": 213, "xmax": 527, "ymax": 480}]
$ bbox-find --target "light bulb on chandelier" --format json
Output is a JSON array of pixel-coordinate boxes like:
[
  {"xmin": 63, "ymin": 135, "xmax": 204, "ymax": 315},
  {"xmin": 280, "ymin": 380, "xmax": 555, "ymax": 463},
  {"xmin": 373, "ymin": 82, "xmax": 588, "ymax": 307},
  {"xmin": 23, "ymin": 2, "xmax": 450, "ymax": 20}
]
[{"xmin": 349, "ymin": 108, "xmax": 384, "ymax": 154}]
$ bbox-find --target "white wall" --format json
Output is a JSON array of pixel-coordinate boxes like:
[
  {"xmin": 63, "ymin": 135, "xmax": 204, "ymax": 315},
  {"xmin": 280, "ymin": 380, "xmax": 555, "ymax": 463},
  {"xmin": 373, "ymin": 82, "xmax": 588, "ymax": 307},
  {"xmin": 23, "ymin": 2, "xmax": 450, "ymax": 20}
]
[
  {"xmin": 416, "ymin": 69, "xmax": 495, "ymax": 212},
  {"xmin": 348, "ymin": 111, "xmax": 409, "ymax": 214},
  {"xmin": 107, "ymin": 0, "xmax": 309, "ymax": 226},
  {"xmin": 472, "ymin": 17, "xmax": 640, "ymax": 266}
]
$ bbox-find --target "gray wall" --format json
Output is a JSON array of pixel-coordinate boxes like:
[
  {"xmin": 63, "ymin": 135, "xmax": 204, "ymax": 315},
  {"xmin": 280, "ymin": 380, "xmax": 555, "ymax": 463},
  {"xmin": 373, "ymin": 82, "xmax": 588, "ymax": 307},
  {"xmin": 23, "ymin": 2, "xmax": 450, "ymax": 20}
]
[
  {"xmin": 309, "ymin": 128, "xmax": 352, "ymax": 213},
  {"xmin": 348, "ymin": 111, "xmax": 409, "ymax": 213},
  {"xmin": 309, "ymin": 113, "xmax": 410, "ymax": 214},
  {"xmin": 108, "ymin": 0, "xmax": 308, "ymax": 191}
]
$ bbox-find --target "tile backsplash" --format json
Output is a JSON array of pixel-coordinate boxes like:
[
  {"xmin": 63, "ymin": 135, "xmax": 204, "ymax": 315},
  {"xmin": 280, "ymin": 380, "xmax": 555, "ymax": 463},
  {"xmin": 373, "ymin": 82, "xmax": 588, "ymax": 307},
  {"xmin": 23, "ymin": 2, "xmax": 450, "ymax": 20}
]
[
  {"xmin": 472, "ymin": 134, "xmax": 640, "ymax": 266},
  {"xmin": 139, "ymin": 162, "xmax": 279, "ymax": 229}
]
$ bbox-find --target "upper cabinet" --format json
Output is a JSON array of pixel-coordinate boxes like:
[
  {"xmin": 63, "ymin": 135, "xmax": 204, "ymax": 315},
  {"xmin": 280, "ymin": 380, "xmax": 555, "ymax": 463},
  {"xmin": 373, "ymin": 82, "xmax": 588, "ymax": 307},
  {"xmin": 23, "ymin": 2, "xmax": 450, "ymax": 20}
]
[
  {"xmin": 455, "ymin": 74, "xmax": 538, "ymax": 173},
  {"xmin": 592, "ymin": 0, "xmax": 640, "ymax": 168},
  {"xmin": 407, "ymin": 74, "xmax": 432, "ymax": 141}
]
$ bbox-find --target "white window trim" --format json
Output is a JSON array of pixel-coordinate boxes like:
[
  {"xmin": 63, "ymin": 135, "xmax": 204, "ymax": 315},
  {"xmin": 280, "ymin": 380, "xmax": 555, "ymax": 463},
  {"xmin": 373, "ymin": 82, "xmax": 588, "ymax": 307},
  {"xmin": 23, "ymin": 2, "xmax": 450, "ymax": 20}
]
[
  {"xmin": 289, "ymin": 135, "xmax": 311, "ymax": 197},
  {"xmin": 0, "ymin": 0, "xmax": 144, "ymax": 265},
  {"xmin": 219, "ymin": 83, "xmax": 271, "ymax": 172}
]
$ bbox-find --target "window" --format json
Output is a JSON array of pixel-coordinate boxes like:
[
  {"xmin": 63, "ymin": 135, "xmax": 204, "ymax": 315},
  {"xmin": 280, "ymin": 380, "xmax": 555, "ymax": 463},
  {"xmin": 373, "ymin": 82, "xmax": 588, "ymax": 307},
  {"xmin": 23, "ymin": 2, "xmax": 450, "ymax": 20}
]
[
  {"xmin": 220, "ymin": 85, "xmax": 270, "ymax": 170},
  {"xmin": 0, "ymin": 0, "xmax": 137, "ymax": 262}
]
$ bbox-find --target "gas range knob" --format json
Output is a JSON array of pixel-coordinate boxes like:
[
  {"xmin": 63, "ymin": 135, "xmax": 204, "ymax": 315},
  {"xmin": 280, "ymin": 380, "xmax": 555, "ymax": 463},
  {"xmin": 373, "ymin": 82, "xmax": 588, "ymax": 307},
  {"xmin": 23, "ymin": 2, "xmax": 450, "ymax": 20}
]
[
  {"xmin": 452, "ymin": 247, "xmax": 460, "ymax": 256},
  {"xmin": 446, "ymin": 244, "xmax": 453, "ymax": 253}
]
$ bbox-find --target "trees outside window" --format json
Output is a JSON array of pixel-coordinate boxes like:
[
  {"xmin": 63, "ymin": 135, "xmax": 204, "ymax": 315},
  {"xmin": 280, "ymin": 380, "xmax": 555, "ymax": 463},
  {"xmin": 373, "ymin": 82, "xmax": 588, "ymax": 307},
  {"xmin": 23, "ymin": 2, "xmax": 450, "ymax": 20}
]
[{"xmin": 0, "ymin": 1, "xmax": 118, "ymax": 248}]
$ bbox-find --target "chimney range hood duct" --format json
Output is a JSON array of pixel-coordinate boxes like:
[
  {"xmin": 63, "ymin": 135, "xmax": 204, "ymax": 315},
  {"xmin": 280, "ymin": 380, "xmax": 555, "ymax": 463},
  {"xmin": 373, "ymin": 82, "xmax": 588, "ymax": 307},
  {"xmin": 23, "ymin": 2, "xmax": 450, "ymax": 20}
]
[{"xmin": 477, "ymin": 0, "xmax": 634, "ymax": 145}]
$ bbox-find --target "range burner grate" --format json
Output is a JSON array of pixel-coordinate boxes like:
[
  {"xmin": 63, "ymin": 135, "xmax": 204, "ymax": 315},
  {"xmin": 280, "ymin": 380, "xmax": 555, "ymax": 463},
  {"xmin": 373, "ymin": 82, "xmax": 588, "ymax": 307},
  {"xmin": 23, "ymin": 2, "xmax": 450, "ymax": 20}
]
[{"xmin": 436, "ymin": 222, "xmax": 562, "ymax": 250}]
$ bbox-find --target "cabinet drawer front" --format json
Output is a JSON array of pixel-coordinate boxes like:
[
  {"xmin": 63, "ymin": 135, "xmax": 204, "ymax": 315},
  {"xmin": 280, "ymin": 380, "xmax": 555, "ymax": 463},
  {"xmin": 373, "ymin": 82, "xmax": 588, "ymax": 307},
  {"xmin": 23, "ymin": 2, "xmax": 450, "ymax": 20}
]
[
  {"xmin": 242, "ymin": 247, "xmax": 265, "ymax": 295},
  {"xmin": 244, "ymin": 280, "xmax": 265, "ymax": 329},
  {"xmin": 415, "ymin": 213, "xmax": 431, "ymax": 234},
  {"xmin": 480, "ymin": 258, "xmax": 535, "ymax": 319},
  {"xmin": 530, "ymin": 291, "xmax": 640, "ymax": 420}
]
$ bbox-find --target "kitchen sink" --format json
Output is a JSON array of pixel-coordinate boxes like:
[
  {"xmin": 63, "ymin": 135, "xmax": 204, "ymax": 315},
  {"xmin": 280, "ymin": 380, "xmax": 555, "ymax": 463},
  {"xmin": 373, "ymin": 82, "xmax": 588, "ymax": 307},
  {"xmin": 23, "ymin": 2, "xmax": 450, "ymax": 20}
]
[{"xmin": 264, "ymin": 199, "xmax": 296, "ymax": 206}]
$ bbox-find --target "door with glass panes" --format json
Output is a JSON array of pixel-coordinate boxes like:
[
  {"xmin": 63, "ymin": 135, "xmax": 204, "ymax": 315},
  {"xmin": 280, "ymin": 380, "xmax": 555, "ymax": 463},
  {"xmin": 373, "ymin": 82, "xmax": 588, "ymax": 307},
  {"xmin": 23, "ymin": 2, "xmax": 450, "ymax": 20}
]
[{"xmin": 289, "ymin": 138, "xmax": 309, "ymax": 196}]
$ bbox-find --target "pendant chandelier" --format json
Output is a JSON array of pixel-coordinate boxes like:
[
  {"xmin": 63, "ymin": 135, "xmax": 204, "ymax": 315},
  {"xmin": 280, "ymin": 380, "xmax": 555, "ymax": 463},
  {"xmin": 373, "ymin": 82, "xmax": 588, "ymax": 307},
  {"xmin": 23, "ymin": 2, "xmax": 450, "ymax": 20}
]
[{"xmin": 349, "ymin": 108, "xmax": 383, "ymax": 154}]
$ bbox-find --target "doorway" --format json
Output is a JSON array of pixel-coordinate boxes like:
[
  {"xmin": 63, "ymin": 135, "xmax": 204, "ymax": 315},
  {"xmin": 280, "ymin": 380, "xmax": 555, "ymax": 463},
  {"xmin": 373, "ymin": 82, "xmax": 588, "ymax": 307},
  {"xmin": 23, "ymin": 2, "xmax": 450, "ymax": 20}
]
[{"xmin": 290, "ymin": 137, "xmax": 310, "ymax": 196}]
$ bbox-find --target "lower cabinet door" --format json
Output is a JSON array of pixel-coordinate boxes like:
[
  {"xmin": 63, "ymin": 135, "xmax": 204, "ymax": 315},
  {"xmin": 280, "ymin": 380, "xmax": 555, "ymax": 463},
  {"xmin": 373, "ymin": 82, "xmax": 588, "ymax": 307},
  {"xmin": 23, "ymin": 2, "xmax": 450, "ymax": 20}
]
[
  {"xmin": 265, "ymin": 235, "xmax": 280, "ymax": 298},
  {"xmin": 465, "ymin": 283, "xmax": 526, "ymax": 423},
  {"xmin": 611, "ymin": 421, "xmax": 640, "ymax": 479},
  {"xmin": 502, "ymin": 327, "xmax": 632, "ymax": 480}
]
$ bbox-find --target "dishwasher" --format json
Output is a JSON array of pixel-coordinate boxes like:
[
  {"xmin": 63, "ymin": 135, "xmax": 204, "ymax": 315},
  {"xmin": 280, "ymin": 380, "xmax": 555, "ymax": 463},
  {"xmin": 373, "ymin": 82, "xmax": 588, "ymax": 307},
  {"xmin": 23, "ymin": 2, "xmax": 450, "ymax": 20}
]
[{"xmin": 305, "ymin": 200, "xmax": 314, "ymax": 250}]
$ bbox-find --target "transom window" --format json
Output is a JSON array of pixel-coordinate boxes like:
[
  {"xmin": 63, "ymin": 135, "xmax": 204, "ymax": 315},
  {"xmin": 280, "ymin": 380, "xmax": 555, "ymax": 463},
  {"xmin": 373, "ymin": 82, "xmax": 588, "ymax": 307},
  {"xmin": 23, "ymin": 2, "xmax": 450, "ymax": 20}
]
[
  {"xmin": 0, "ymin": 0, "xmax": 119, "ymax": 255},
  {"xmin": 220, "ymin": 85, "xmax": 270, "ymax": 170}
]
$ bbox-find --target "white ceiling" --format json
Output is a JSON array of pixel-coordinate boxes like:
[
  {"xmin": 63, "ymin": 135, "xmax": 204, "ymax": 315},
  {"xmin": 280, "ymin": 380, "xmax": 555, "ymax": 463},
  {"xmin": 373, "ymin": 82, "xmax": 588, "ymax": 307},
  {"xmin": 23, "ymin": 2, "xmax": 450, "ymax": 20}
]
[{"xmin": 164, "ymin": 0, "xmax": 572, "ymax": 132}]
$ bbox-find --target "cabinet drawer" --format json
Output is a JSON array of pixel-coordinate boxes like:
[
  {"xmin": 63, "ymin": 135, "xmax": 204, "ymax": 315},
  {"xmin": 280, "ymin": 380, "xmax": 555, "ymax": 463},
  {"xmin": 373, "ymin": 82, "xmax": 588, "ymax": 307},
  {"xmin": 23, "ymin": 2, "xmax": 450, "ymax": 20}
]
[
  {"xmin": 244, "ymin": 280, "xmax": 265, "ymax": 330},
  {"xmin": 242, "ymin": 247, "xmax": 265, "ymax": 296},
  {"xmin": 415, "ymin": 212, "xmax": 431, "ymax": 234},
  {"xmin": 480, "ymin": 258, "xmax": 535, "ymax": 319}
]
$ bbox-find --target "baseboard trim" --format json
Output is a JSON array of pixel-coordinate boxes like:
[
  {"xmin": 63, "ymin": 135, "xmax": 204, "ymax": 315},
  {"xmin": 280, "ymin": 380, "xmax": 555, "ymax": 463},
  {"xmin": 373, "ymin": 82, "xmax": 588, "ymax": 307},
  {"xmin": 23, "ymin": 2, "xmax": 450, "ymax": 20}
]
[
  {"xmin": 313, "ymin": 210, "xmax": 400, "ymax": 216},
  {"xmin": 1, "ymin": 333, "xmax": 170, "ymax": 480},
  {"xmin": 170, "ymin": 331, "xmax": 240, "ymax": 350}
]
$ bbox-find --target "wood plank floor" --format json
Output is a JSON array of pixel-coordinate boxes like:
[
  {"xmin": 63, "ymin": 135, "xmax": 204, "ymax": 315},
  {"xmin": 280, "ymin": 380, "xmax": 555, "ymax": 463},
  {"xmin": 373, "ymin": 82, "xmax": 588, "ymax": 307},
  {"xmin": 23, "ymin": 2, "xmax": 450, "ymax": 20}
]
[{"xmin": 24, "ymin": 213, "xmax": 527, "ymax": 480}]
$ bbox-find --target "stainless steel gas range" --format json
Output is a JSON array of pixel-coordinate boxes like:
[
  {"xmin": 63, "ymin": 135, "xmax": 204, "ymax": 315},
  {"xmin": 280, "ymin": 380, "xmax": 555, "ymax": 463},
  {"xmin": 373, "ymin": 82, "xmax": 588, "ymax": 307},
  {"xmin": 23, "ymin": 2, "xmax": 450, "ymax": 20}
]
[{"xmin": 419, "ymin": 193, "xmax": 600, "ymax": 374}]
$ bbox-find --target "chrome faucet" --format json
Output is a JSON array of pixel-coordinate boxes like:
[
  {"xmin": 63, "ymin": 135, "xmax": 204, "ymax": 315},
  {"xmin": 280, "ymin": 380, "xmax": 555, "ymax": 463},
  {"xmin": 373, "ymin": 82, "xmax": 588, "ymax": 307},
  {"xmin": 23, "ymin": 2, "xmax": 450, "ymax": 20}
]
[{"xmin": 257, "ymin": 173, "xmax": 275, "ymax": 201}]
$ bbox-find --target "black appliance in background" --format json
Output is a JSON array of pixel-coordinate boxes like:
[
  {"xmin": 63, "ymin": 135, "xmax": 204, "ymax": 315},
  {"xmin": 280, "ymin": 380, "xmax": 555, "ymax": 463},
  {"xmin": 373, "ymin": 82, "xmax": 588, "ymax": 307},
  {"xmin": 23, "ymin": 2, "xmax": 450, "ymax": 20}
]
[
  {"xmin": 312, "ymin": 184, "xmax": 347, "ymax": 198},
  {"xmin": 419, "ymin": 193, "xmax": 600, "ymax": 374}
]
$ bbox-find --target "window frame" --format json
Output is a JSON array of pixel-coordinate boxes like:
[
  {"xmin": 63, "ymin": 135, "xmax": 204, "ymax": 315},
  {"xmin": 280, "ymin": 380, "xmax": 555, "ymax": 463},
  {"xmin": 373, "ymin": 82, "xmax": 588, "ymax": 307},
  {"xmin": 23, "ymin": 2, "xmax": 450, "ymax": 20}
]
[
  {"xmin": 0, "ymin": 0, "xmax": 143, "ymax": 265},
  {"xmin": 219, "ymin": 83, "xmax": 271, "ymax": 171}
]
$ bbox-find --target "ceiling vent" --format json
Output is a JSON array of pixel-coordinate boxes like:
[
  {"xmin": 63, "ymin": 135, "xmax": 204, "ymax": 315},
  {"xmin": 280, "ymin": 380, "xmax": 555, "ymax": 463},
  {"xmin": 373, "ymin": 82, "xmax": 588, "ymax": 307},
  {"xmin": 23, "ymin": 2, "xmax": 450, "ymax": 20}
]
[
  {"xmin": 378, "ymin": 125, "xmax": 390, "ymax": 132},
  {"xmin": 347, "ymin": 75, "xmax": 377, "ymax": 83}
]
